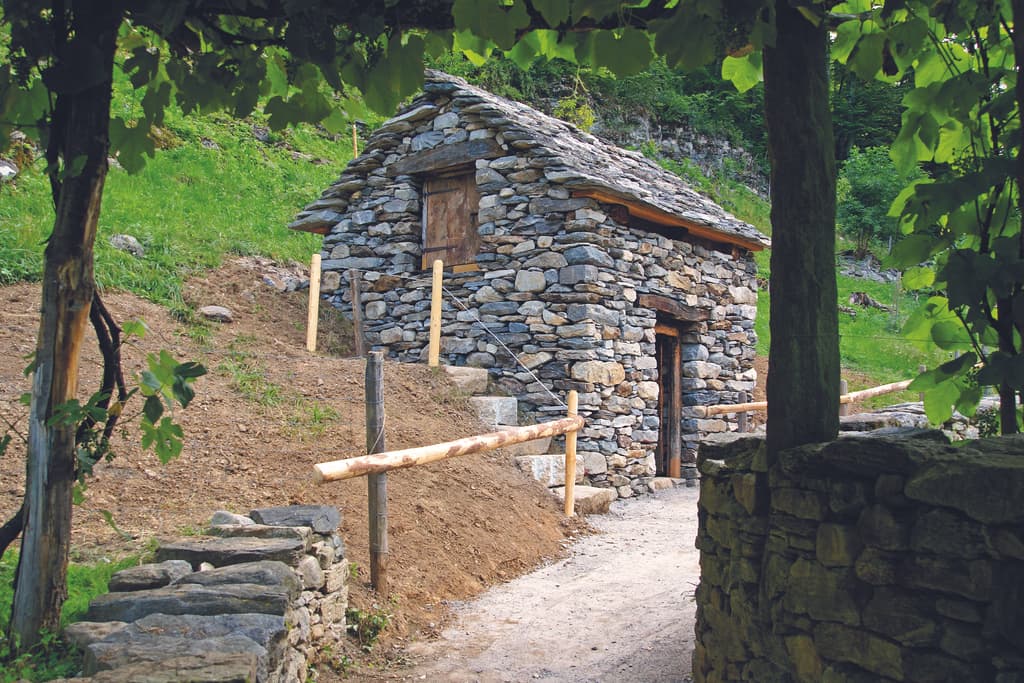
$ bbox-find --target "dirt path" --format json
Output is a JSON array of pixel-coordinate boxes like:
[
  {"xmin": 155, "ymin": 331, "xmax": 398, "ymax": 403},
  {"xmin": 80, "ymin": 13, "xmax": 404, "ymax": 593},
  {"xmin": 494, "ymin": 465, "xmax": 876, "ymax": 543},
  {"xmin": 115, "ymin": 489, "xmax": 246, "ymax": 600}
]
[{"xmin": 393, "ymin": 485, "xmax": 701, "ymax": 682}]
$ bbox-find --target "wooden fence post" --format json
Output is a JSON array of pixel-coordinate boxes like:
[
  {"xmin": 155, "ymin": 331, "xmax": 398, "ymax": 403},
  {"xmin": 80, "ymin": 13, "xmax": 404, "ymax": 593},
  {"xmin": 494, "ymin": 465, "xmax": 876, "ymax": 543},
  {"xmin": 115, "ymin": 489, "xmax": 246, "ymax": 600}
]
[
  {"xmin": 563, "ymin": 390, "xmax": 579, "ymax": 517},
  {"xmin": 365, "ymin": 351, "xmax": 388, "ymax": 595},
  {"xmin": 306, "ymin": 254, "xmax": 321, "ymax": 353},
  {"xmin": 737, "ymin": 391, "xmax": 749, "ymax": 433},
  {"xmin": 350, "ymin": 269, "xmax": 365, "ymax": 357},
  {"xmin": 839, "ymin": 380, "xmax": 850, "ymax": 416},
  {"xmin": 428, "ymin": 259, "xmax": 443, "ymax": 367}
]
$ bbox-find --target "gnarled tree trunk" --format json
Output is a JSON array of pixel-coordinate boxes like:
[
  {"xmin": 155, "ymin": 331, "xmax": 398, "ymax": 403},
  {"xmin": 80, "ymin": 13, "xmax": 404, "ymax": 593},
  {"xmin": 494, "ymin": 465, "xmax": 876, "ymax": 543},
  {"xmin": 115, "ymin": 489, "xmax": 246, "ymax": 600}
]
[
  {"xmin": 763, "ymin": 1, "xmax": 840, "ymax": 456},
  {"xmin": 8, "ymin": 2, "xmax": 121, "ymax": 652}
]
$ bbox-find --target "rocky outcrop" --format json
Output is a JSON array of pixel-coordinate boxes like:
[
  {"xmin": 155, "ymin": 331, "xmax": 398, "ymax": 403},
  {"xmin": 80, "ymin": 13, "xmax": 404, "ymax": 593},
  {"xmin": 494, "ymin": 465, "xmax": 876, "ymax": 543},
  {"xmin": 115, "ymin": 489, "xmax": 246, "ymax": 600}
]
[
  {"xmin": 66, "ymin": 505, "xmax": 349, "ymax": 682},
  {"xmin": 693, "ymin": 433, "xmax": 1024, "ymax": 682}
]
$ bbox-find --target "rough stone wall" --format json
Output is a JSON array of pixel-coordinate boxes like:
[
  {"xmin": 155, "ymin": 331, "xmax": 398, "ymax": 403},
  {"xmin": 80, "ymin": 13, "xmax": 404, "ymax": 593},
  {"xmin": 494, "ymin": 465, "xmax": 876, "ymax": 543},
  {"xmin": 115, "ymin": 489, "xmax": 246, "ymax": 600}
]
[
  {"xmin": 317, "ymin": 91, "xmax": 758, "ymax": 496},
  {"xmin": 694, "ymin": 433, "xmax": 1024, "ymax": 683},
  {"xmin": 65, "ymin": 505, "xmax": 349, "ymax": 682}
]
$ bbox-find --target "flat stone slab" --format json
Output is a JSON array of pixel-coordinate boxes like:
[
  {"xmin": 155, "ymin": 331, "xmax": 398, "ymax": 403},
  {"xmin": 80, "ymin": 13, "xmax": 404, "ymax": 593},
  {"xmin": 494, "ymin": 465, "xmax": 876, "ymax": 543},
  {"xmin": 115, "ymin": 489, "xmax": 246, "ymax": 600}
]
[
  {"xmin": 84, "ymin": 582, "xmax": 290, "ymax": 623},
  {"xmin": 516, "ymin": 454, "xmax": 584, "ymax": 488},
  {"xmin": 85, "ymin": 633, "xmax": 264, "ymax": 678},
  {"xmin": 469, "ymin": 396, "xmax": 519, "ymax": 426},
  {"xmin": 248, "ymin": 504, "xmax": 340, "ymax": 533},
  {"xmin": 174, "ymin": 560, "xmax": 300, "ymax": 600},
  {"xmin": 650, "ymin": 477, "xmax": 680, "ymax": 492},
  {"xmin": 496, "ymin": 426, "xmax": 551, "ymax": 456},
  {"xmin": 442, "ymin": 365, "xmax": 490, "ymax": 394},
  {"xmin": 155, "ymin": 536, "xmax": 306, "ymax": 569},
  {"xmin": 553, "ymin": 485, "xmax": 617, "ymax": 515},
  {"xmin": 63, "ymin": 620, "xmax": 128, "ymax": 649},
  {"xmin": 91, "ymin": 652, "xmax": 258, "ymax": 683},
  {"xmin": 205, "ymin": 523, "xmax": 313, "ymax": 548},
  {"xmin": 108, "ymin": 560, "xmax": 193, "ymax": 592}
]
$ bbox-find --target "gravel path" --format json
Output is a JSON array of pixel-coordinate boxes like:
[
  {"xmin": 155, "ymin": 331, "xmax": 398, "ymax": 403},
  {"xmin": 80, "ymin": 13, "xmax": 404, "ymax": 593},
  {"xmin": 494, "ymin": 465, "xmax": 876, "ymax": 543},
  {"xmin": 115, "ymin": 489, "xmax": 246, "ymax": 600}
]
[{"xmin": 399, "ymin": 485, "xmax": 701, "ymax": 682}]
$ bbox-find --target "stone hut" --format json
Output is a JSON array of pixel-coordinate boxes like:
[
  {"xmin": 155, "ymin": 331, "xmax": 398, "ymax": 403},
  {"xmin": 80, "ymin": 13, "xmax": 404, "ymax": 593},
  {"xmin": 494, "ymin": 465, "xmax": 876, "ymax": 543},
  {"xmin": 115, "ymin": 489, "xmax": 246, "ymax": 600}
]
[{"xmin": 290, "ymin": 71, "xmax": 770, "ymax": 496}]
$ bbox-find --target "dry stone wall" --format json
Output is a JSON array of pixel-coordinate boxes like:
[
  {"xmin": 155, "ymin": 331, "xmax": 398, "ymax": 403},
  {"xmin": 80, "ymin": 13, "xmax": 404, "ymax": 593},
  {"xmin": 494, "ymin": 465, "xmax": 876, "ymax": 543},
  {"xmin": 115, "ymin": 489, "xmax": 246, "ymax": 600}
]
[
  {"xmin": 64, "ymin": 505, "xmax": 349, "ymax": 682},
  {"xmin": 694, "ymin": 433, "xmax": 1024, "ymax": 683},
  {"xmin": 313, "ymin": 80, "xmax": 758, "ymax": 495}
]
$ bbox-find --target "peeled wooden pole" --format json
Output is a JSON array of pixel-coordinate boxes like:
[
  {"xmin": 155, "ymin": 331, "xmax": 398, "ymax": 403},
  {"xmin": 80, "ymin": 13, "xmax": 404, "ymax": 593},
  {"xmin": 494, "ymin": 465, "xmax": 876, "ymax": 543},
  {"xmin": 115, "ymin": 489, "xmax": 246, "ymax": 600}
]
[
  {"xmin": 427, "ymin": 259, "xmax": 443, "ymax": 366},
  {"xmin": 365, "ymin": 351, "xmax": 388, "ymax": 595},
  {"xmin": 306, "ymin": 253, "xmax": 322, "ymax": 353},
  {"xmin": 350, "ymin": 269, "xmax": 365, "ymax": 357},
  {"xmin": 694, "ymin": 378, "xmax": 917, "ymax": 418},
  {"xmin": 839, "ymin": 380, "xmax": 850, "ymax": 416},
  {"xmin": 315, "ymin": 414, "xmax": 585, "ymax": 483},
  {"xmin": 563, "ymin": 391, "xmax": 579, "ymax": 517}
]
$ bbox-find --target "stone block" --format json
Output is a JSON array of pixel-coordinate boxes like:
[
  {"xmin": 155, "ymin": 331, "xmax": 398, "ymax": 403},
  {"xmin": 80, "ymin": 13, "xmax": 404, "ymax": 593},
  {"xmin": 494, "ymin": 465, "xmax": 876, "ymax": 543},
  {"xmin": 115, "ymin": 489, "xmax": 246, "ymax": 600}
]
[
  {"xmin": 324, "ymin": 561, "xmax": 349, "ymax": 594},
  {"xmin": 784, "ymin": 559, "xmax": 861, "ymax": 626},
  {"xmin": 857, "ymin": 504, "xmax": 909, "ymax": 550},
  {"xmin": 772, "ymin": 488, "xmax": 827, "ymax": 520},
  {"xmin": 515, "ymin": 454, "xmax": 584, "ymax": 487},
  {"xmin": 211, "ymin": 511, "xmax": 255, "ymax": 526},
  {"xmin": 468, "ymin": 396, "xmax": 519, "ymax": 426},
  {"xmin": 84, "ymin": 583, "xmax": 291, "ymax": 623},
  {"xmin": 64, "ymin": 621, "xmax": 128, "ymax": 649},
  {"xmin": 816, "ymin": 523, "xmax": 863, "ymax": 567},
  {"xmin": 174, "ymin": 560, "xmax": 301, "ymax": 600},
  {"xmin": 571, "ymin": 360, "xmax": 625, "ymax": 385},
  {"xmin": 296, "ymin": 556, "xmax": 325, "ymax": 591},
  {"xmin": 863, "ymin": 588, "xmax": 937, "ymax": 646},
  {"xmin": 442, "ymin": 365, "xmax": 489, "ymax": 394},
  {"xmin": 205, "ymin": 524, "xmax": 313, "ymax": 548},
  {"xmin": 515, "ymin": 270, "xmax": 547, "ymax": 293},
  {"xmin": 559, "ymin": 265, "xmax": 598, "ymax": 285},
  {"xmin": 813, "ymin": 623, "xmax": 903, "ymax": 680},
  {"xmin": 155, "ymin": 537, "xmax": 307, "ymax": 570},
  {"xmin": 249, "ymin": 505, "xmax": 341, "ymax": 534},
  {"xmin": 90, "ymin": 652, "xmax": 258, "ymax": 683},
  {"xmin": 552, "ymin": 485, "xmax": 617, "ymax": 515},
  {"xmin": 85, "ymin": 634, "xmax": 265, "ymax": 679},
  {"xmin": 108, "ymin": 561, "xmax": 193, "ymax": 592},
  {"xmin": 904, "ymin": 450, "xmax": 1024, "ymax": 524}
]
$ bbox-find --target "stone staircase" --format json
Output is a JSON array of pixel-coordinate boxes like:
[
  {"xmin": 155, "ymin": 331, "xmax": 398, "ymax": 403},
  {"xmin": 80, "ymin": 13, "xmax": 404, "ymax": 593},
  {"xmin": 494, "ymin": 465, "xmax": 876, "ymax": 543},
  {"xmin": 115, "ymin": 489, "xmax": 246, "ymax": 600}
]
[{"xmin": 443, "ymin": 366, "xmax": 616, "ymax": 515}]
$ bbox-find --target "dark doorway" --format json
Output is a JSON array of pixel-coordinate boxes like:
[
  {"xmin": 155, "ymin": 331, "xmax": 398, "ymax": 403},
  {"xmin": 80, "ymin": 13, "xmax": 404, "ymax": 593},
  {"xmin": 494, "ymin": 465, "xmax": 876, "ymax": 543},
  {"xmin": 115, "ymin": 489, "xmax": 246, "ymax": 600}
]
[{"xmin": 655, "ymin": 322, "xmax": 683, "ymax": 478}]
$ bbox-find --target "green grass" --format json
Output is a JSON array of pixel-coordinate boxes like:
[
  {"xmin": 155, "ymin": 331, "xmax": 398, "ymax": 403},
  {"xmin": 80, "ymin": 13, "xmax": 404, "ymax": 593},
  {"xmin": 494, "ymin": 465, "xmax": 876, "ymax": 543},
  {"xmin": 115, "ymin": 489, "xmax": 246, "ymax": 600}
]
[
  {"xmin": 0, "ymin": 75, "xmax": 354, "ymax": 305},
  {"xmin": 0, "ymin": 552, "xmax": 140, "ymax": 681}
]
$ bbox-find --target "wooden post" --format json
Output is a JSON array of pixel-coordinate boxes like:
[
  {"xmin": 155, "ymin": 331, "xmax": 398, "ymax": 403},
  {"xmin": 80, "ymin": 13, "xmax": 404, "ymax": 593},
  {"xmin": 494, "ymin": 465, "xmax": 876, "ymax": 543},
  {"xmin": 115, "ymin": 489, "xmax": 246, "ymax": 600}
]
[
  {"xmin": 839, "ymin": 380, "xmax": 850, "ymax": 416},
  {"xmin": 427, "ymin": 259, "xmax": 443, "ymax": 367},
  {"xmin": 350, "ymin": 269, "xmax": 365, "ymax": 357},
  {"xmin": 737, "ymin": 391, "xmax": 749, "ymax": 433},
  {"xmin": 918, "ymin": 364, "xmax": 927, "ymax": 403},
  {"xmin": 563, "ymin": 390, "xmax": 579, "ymax": 517},
  {"xmin": 352, "ymin": 123, "xmax": 359, "ymax": 157},
  {"xmin": 306, "ymin": 253, "xmax": 322, "ymax": 353},
  {"xmin": 365, "ymin": 351, "xmax": 388, "ymax": 595}
]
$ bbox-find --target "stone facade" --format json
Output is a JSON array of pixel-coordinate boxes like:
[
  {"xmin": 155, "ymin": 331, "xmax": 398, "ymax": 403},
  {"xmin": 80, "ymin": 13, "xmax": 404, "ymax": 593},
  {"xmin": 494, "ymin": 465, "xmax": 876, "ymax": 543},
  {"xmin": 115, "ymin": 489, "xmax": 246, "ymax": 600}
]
[
  {"xmin": 694, "ymin": 433, "xmax": 1024, "ymax": 682},
  {"xmin": 292, "ymin": 72, "xmax": 768, "ymax": 496}
]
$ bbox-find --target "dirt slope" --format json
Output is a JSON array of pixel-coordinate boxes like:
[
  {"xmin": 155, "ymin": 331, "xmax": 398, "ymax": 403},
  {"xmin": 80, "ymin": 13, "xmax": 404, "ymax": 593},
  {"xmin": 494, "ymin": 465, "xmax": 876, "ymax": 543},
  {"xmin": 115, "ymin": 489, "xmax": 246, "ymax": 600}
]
[{"xmin": 0, "ymin": 259, "xmax": 582, "ymax": 664}]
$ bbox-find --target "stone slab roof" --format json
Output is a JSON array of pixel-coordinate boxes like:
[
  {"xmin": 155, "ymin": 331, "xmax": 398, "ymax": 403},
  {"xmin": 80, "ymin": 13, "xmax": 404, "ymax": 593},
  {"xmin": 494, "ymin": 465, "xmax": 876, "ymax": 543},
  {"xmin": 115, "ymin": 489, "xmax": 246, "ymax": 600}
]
[{"xmin": 292, "ymin": 71, "xmax": 770, "ymax": 251}]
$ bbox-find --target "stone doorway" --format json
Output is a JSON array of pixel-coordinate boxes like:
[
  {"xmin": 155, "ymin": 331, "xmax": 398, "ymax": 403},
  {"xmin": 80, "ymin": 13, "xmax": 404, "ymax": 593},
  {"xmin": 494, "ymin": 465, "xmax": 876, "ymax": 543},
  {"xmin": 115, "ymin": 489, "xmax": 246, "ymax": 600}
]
[{"xmin": 655, "ymin": 322, "xmax": 683, "ymax": 478}]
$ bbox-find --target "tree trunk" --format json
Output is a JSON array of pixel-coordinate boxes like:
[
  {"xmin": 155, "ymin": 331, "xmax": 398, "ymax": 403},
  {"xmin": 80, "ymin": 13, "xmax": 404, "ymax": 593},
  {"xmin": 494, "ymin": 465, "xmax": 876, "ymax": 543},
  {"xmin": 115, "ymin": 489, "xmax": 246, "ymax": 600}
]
[
  {"xmin": 1009, "ymin": 0, "xmax": 1024, "ymax": 434},
  {"xmin": 8, "ymin": 3, "xmax": 120, "ymax": 652},
  {"xmin": 763, "ymin": 1, "xmax": 840, "ymax": 456}
]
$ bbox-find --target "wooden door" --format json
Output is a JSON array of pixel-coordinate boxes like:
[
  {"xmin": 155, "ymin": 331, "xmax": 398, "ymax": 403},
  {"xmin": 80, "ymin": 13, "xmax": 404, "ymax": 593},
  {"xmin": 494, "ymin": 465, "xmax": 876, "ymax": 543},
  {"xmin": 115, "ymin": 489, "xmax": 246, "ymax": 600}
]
[
  {"xmin": 422, "ymin": 173, "xmax": 479, "ymax": 270},
  {"xmin": 655, "ymin": 323, "xmax": 682, "ymax": 478}
]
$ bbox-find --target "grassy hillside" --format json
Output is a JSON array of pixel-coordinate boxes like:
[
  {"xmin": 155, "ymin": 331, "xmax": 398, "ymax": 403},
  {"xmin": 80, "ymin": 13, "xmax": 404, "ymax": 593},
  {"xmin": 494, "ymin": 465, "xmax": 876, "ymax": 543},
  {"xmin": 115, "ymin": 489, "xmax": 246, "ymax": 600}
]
[{"xmin": 0, "ymin": 76, "xmax": 359, "ymax": 311}]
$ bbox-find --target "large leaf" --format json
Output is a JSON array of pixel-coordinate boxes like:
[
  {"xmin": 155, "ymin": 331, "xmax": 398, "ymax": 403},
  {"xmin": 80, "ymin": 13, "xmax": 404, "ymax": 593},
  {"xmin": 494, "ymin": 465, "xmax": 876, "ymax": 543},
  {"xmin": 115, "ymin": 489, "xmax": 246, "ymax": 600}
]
[
  {"xmin": 452, "ymin": 0, "xmax": 530, "ymax": 50},
  {"xmin": 722, "ymin": 52, "xmax": 763, "ymax": 93}
]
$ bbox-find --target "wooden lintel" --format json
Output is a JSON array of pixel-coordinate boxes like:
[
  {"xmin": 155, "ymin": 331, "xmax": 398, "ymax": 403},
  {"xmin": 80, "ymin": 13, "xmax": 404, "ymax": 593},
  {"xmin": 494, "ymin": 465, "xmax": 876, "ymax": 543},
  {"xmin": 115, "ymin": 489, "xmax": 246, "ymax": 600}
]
[
  {"xmin": 386, "ymin": 139, "xmax": 503, "ymax": 177},
  {"xmin": 572, "ymin": 188, "xmax": 766, "ymax": 252},
  {"xmin": 639, "ymin": 294, "xmax": 709, "ymax": 323}
]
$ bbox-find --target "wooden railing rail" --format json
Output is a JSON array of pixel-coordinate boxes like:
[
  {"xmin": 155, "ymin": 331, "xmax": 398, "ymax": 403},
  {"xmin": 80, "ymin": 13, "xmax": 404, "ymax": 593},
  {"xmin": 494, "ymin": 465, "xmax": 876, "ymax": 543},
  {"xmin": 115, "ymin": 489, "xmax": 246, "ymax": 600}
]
[
  {"xmin": 693, "ymin": 378, "xmax": 915, "ymax": 419},
  {"xmin": 314, "ymin": 413, "xmax": 584, "ymax": 483}
]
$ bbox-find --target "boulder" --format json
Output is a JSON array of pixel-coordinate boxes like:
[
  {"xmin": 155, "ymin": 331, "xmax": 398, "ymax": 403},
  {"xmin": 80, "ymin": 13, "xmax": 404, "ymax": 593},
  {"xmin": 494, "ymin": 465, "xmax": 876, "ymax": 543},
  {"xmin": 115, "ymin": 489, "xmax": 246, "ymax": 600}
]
[{"xmin": 552, "ymin": 486, "xmax": 617, "ymax": 515}]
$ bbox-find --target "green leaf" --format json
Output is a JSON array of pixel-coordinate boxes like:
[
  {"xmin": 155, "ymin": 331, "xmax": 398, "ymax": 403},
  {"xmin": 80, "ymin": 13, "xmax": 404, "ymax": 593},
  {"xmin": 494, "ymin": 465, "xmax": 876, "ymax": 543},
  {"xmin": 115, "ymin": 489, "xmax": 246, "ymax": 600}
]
[
  {"xmin": 99, "ymin": 509, "xmax": 134, "ymax": 540},
  {"xmin": 533, "ymin": 0, "xmax": 570, "ymax": 25},
  {"xmin": 888, "ymin": 234, "xmax": 942, "ymax": 268},
  {"xmin": 847, "ymin": 31, "xmax": 886, "ymax": 80},
  {"xmin": 721, "ymin": 52, "xmax": 763, "ymax": 93},
  {"xmin": 109, "ymin": 117, "xmax": 156, "ymax": 174},
  {"xmin": 19, "ymin": 392, "xmax": 31, "ymax": 407},
  {"xmin": 929, "ymin": 320, "xmax": 972, "ymax": 351},
  {"xmin": 122, "ymin": 319, "xmax": 148, "ymax": 339},
  {"xmin": 908, "ymin": 352, "xmax": 976, "ymax": 391},
  {"xmin": 571, "ymin": 0, "xmax": 622, "ymax": 23},
  {"xmin": 901, "ymin": 266, "xmax": 935, "ymax": 290},
  {"xmin": 922, "ymin": 378, "xmax": 958, "ymax": 424},
  {"xmin": 72, "ymin": 483, "xmax": 85, "ymax": 506},
  {"xmin": 651, "ymin": 8, "xmax": 719, "ymax": 70},
  {"xmin": 453, "ymin": 0, "xmax": 530, "ymax": 51},
  {"xmin": 143, "ymin": 394, "xmax": 164, "ymax": 424},
  {"xmin": 581, "ymin": 29, "xmax": 654, "ymax": 78}
]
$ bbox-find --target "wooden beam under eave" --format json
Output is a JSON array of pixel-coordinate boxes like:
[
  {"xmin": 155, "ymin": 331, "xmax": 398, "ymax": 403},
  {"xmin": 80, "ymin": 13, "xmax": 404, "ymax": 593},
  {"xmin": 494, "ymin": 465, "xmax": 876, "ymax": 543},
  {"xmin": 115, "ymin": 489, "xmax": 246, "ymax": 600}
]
[
  {"xmin": 386, "ymin": 139, "xmax": 503, "ymax": 177},
  {"xmin": 572, "ymin": 188, "xmax": 766, "ymax": 252},
  {"xmin": 639, "ymin": 294, "xmax": 709, "ymax": 322}
]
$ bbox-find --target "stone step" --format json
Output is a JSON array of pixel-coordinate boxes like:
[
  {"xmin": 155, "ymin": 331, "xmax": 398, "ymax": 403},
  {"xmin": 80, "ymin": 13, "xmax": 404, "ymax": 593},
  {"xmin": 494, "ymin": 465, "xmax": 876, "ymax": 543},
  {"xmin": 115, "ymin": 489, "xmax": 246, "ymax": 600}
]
[
  {"xmin": 552, "ymin": 485, "xmax": 618, "ymax": 515},
  {"xmin": 469, "ymin": 396, "xmax": 519, "ymax": 426},
  {"xmin": 496, "ymin": 426, "xmax": 551, "ymax": 456},
  {"xmin": 248, "ymin": 504, "xmax": 340, "ymax": 533},
  {"xmin": 174, "ymin": 560, "xmax": 301, "ymax": 600},
  {"xmin": 155, "ymin": 536, "xmax": 307, "ymax": 570},
  {"xmin": 515, "ymin": 453, "xmax": 584, "ymax": 488},
  {"xmin": 108, "ymin": 560, "xmax": 192, "ymax": 592},
  {"xmin": 90, "ymin": 651, "xmax": 258, "ymax": 682},
  {"xmin": 442, "ymin": 365, "xmax": 490, "ymax": 395},
  {"xmin": 84, "ymin": 582, "xmax": 291, "ymax": 623},
  {"xmin": 85, "ymin": 633, "xmax": 265, "ymax": 679}
]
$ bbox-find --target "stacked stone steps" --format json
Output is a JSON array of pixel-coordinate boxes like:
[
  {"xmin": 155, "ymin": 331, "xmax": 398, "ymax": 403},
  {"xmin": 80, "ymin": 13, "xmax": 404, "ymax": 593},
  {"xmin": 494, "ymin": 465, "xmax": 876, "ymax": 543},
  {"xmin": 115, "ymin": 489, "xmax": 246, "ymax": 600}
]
[
  {"xmin": 64, "ymin": 505, "xmax": 349, "ymax": 682},
  {"xmin": 443, "ymin": 365, "xmax": 617, "ymax": 513}
]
